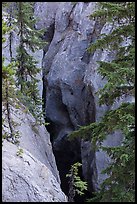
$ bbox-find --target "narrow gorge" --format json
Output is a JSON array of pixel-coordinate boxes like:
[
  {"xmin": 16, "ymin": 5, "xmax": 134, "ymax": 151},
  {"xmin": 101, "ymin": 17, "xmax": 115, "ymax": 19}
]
[
  {"xmin": 36, "ymin": 2, "xmax": 124, "ymax": 201},
  {"xmin": 2, "ymin": 2, "xmax": 134, "ymax": 202}
]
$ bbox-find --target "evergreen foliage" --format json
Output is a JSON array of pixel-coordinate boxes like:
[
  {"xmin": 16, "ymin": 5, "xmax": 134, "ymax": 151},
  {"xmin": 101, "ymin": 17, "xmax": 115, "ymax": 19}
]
[
  {"xmin": 14, "ymin": 2, "xmax": 45, "ymax": 123},
  {"xmin": 2, "ymin": 19, "xmax": 20, "ymax": 144},
  {"xmin": 66, "ymin": 162, "xmax": 88, "ymax": 202},
  {"xmin": 16, "ymin": 148, "xmax": 24, "ymax": 158},
  {"xmin": 69, "ymin": 2, "xmax": 135, "ymax": 202},
  {"xmin": 3, "ymin": 2, "xmax": 46, "ymax": 124},
  {"xmin": 2, "ymin": 2, "xmax": 46, "ymax": 146}
]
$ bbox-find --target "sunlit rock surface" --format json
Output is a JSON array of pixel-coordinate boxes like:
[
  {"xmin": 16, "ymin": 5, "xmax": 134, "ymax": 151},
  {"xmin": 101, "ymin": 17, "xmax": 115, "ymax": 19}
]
[
  {"xmin": 2, "ymin": 105, "xmax": 67, "ymax": 202},
  {"xmin": 2, "ymin": 140, "xmax": 67, "ymax": 202}
]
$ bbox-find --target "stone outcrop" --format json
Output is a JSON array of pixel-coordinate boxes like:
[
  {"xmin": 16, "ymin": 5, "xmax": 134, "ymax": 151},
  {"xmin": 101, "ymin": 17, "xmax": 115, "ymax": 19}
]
[
  {"xmin": 2, "ymin": 105, "xmax": 67, "ymax": 202},
  {"xmin": 34, "ymin": 2, "xmax": 131, "ymax": 195},
  {"xmin": 2, "ymin": 140, "xmax": 67, "ymax": 202}
]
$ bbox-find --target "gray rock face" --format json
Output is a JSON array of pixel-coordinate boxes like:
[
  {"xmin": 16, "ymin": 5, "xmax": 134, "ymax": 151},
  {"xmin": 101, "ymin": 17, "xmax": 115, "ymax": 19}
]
[
  {"xmin": 41, "ymin": 2, "xmax": 98, "ymax": 143},
  {"xmin": 36, "ymin": 1, "xmax": 129, "ymax": 194},
  {"xmin": 2, "ymin": 105, "xmax": 67, "ymax": 202},
  {"xmin": 2, "ymin": 140, "xmax": 67, "ymax": 202}
]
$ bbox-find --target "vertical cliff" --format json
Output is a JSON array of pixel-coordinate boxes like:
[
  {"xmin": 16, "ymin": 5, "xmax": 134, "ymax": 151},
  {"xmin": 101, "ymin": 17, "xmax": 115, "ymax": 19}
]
[
  {"xmin": 2, "ymin": 2, "xmax": 133, "ymax": 202},
  {"xmin": 34, "ymin": 2, "xmax": 133, "ymax": 200}
]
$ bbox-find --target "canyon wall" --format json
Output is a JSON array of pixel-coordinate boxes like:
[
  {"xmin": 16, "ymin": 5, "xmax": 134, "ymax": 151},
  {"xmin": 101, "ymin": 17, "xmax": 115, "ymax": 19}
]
[
  {"xmin": 2, "ymin": 2, "xmax": 133, "ymax": 202},
  {"xmin": 34, "ymin": 2, "xmax": 131, "ymax": 195}
]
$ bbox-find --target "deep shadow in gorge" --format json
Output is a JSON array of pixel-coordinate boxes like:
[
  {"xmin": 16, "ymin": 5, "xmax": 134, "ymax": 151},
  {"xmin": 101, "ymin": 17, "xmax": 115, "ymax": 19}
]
[
  {"xmin": 42, "ymin": 87, "xmax": 96, "ymax": 202},
  {"xmin": 53, "ymin": 139, "xmax": 81, "ymax": 199},
  {"xmin": 42, "ymin": 75, "xmax": 96, "ymax": 201},
  {"xmin": 45, "ymin": 119, "xmax": 94, "ymax": 202},
  {"xmin": 53, "ymin": 143, "xmax": 95, "ymax": 202}
]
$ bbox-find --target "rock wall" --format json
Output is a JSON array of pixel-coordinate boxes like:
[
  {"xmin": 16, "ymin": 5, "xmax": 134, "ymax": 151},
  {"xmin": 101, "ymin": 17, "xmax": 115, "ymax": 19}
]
[
  {"xmin": 2, "ymin": 2, "xmax": 132, "ymax": 202},
  {"xmin": 34, "ymin": 1, "xmax": 130, "ymax": 195},
  {"xmin": 2, "ymin": 140, "xmax": 67, "ymax": 202},
  {"xmin": 2, "ymin": 105, "xmax": 67, "ymax": 202}
]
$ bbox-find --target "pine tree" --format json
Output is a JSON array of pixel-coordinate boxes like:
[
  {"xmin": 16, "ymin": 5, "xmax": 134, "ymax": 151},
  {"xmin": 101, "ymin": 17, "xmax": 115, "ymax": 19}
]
[
  {"xmin": 2, "ymin": 18, "xmax": 19, "ymax": 144},
  {"xmin": 14, "ymin": 2, "xmax": 45, "ymax": 123},
  {"xmin": 70, "ymin": 2, "xmax": 135, "ymax": 202},
  {"xmin": 2, "ymin": 2, "xmax": 46, "ymax": 145}
]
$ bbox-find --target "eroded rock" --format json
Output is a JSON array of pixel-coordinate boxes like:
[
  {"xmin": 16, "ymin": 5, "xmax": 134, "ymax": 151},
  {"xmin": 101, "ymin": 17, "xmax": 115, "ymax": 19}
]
[
  {"xmin": 2, "ymin": 104, "xmax": 67, "ymax": 202},
  {"xmin": 2, "ymin": 140, "xmax": 67, "ymax": 202}
]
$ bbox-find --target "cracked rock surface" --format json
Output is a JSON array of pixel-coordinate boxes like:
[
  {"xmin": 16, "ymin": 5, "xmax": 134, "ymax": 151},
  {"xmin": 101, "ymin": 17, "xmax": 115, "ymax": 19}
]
[
  {"xmin": 2, "ymin": 140, "xmax": 67, "ymax": 202},
  {"xmin": 2, "ymin": 105, "xmax": 67, "ymax": 202}
]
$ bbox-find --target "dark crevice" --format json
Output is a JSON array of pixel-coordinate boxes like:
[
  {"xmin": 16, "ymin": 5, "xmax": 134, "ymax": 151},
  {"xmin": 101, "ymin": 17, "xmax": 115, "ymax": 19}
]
[
  {"xmin": 81, "ymin": 51, "xmax": 91, "ymax": 64},
  {"xmin": 42, "ymin": 23, "xmax": 55, "ymax": 42},
  {"xmin": 54, "ymin": 139, "xmax": 95, "ymax": 202},
  {"xmin": 53, "ymin": 139, "xmax": 81, "ymax": 196},
  {"xmin": 43, "ymin": 91, "xmax": 96, "ymax": 202},
  {"xmin": 42, "ymin": 23, "xmax": 55, "ymax": 58}
]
